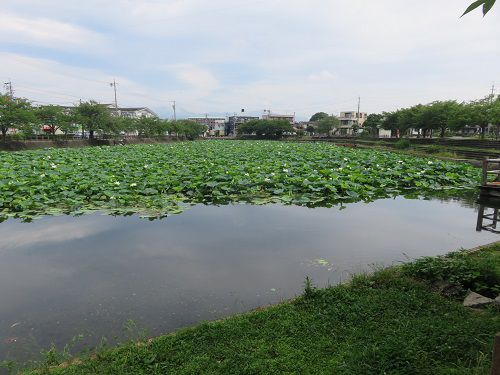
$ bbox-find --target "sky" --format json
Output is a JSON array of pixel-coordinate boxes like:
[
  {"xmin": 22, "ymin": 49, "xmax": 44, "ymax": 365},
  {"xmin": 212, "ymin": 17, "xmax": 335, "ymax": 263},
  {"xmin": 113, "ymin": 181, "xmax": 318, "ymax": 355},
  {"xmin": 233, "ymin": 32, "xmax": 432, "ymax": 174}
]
[{"xmin": 1, "ymin": 0, "xmax": 499, "ymax": 120}]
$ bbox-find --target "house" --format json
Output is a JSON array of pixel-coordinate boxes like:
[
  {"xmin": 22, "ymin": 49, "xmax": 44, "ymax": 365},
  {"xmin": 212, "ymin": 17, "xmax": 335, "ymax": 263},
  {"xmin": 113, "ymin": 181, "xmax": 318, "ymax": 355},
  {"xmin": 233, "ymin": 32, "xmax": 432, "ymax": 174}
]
[
  {"xmin": 262, "ymin": 110, "xmax": 295, "ymax": 124},
  {"xmin": 107, "ymin": 105, "xmax": 158, "ymax": 119},
  {"xmin": 337, "ymin": 111, "xmax": 367, "ymax": 135},
  {"xmin": 60, "ymin": 104, "xmax": 157, "ymax": 119},
  {"xmin": 225, "ymin": 115, "xmax": 259, "ymax": 136},
  {"xmin": 188, "ymin": 117, "xmax": 226, "ymax": 136}
]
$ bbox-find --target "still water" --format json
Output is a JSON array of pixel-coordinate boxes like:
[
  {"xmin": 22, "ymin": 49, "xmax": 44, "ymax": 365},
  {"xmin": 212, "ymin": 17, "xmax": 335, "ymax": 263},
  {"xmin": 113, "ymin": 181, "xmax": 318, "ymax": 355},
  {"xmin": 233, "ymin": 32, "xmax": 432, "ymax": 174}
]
[{"xmin": 0, "ymin": 197, "xmax": 497, "ymax": 363}]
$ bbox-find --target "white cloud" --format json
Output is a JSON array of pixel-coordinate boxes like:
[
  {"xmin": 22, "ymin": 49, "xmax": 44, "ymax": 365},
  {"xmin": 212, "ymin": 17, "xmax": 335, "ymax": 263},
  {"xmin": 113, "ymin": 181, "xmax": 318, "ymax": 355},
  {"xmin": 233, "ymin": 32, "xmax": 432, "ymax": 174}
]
[
  {"xmin": 0, "ymin": 218, "xmax": 105, "ymax": 251},
  {"xmin": 167, "ymin": 64, "xmax": 219, "ymax": 91},
  {"xmin": 0, "ymin": 0, "xmax": 499, "ymax": 119},
  {"xmin": 0, "ymin": 12, "xmax": 106, "ymax": 51},
  {"xmin": 308, "ymin": 70, "xmax": 336, "ymax": 81}
]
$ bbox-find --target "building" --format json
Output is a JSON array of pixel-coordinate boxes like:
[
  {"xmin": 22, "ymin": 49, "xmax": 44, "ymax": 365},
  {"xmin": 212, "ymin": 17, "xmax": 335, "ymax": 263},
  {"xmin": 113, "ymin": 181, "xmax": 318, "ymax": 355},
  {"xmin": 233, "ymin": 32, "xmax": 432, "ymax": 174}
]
[
  {"xmin": 188, "ymin": 117, "xmax": 226, "ymax": 136},
  {"xmin": 61, "ymin": 104, "xmax": 157, "ymax": 119},
  {"xmin": 225, "ymin": 115, "xmax": 259, "ymax": 136},
  {"xmin": 107, "ymin": 105, "xmax": 157, "ymax": 119},
  {"xmin": 262, "ymin": 110, "xmax": 295, "ymax": 124},
  {"xmin": 337, "ymin": 111, "xmax": 367, "ymax": 135}
]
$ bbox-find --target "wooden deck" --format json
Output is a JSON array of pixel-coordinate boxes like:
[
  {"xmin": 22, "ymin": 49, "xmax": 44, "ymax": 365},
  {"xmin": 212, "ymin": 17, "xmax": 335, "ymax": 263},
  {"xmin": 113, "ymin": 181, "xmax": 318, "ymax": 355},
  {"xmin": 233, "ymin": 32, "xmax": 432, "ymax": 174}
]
[{"xmin": 480, "ymin": 159, "xmax": 500, "ymax": 198}]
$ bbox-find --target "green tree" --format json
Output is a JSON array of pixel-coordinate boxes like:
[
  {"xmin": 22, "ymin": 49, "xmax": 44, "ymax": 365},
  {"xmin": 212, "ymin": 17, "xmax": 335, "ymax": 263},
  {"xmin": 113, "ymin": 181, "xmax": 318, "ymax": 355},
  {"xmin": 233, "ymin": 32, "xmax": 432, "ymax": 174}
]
[
  {"xmin": 0, "ymin": 94, "xmax": 35, "ymax": 141},
  {"xmin": 237, "ymin": 119, "xmax": 293, "ymax": 138},
  {"xmin": 467, "ymin": 98, "xmax": 492, "ymax": 138},
  {"xmin": 177, "ymin": 120, "xmax": 206, "ymax": 140},
  {"xmin": 490, "ymin": 96, "xmax": 500, "ymax": 139},
  {"xmin": 35, "ymin": 105, "xmax": 70, "ymax": 135},
  {"xmin": 73, "ymin": 101, "xmax": 111, "ymax": 139},
  {"xmin": 316, "ymin": 116, "xmax": 340, "ymax": 136},
  {"xmin": 363, "ymin": 114, "xmax": 383, "ymax": 137},
  {"xmin": 134, "ymin": 117, "xmax": 162, "ymax": 137},
  {"xmin": 462, "ymin": 0, "xmax": 496, "ymax": 16},
  {"xmin": 381, "ymin": 111, "xmax": 402, "ymax": 138},
  {"xmin": 309, "ymin": 112, "xmax": 329, "ymax": 122},
  {"xmin": 306, "ymin": 124, "xmax": 315, "ymax": 136}
]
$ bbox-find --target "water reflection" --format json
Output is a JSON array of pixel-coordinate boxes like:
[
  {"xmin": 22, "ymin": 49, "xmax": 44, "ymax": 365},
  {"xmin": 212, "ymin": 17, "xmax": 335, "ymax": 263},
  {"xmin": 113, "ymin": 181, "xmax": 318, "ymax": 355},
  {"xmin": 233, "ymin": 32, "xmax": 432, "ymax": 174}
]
[
  {"xmin": 476, "ymin": 199, "xmax": 500, "ymax": 234},
  {"xmin": 0, "ymin": 197, "xmax": 497, "ymax": 364}
]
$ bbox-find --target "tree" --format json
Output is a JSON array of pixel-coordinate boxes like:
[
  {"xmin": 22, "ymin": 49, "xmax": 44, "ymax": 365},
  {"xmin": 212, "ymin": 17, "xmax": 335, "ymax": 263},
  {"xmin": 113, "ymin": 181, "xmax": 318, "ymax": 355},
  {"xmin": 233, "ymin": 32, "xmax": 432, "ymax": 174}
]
[
  {"xmin": 177, "ymin": 120, "xmax": 206, "ymax": 140},
  {"xmin": 316, "ymin": 116, "xmax": 339, "ymax": 136},
  {"xmin": 463, "ymin": 0, "xmax": 496, "ymax": 16},
  {"xmin": 490, "ymin": 96, "xmax": 500, "ymax": 139},
  {"xmin": 35, "ymin": 105, "xmax": 69, "ymax": 135},
  {"xmin": 381, "ymin": 111, "xmax": 402, "ymax": 138},
  {"xmin": 467, "ymin": 98, "xmax": 492, "ymax": 138},
  {"xmin": 309, "ymin": 112, "xmax": 329, "ymax": 122},
  {"xmin": 134, "ymin": 117, "xmax": 161, "ymax": 137},
  {"xmin": 0, "ymin": 94, "xmax": 35, "ymax": 141},
  {"xmin": 363, "ymin": 114, "xmax": 384, "ymax": 137},
  {"xmin": 237, "ymin": 119, "xmax": 293, "ymax": 138},
  {"xmin": 73, "ymin": 101, "xmax": 112, "ymax": 139},
  {"xmin": 306, "ymin": 124, "xmax": 315, "ymax": 136}
]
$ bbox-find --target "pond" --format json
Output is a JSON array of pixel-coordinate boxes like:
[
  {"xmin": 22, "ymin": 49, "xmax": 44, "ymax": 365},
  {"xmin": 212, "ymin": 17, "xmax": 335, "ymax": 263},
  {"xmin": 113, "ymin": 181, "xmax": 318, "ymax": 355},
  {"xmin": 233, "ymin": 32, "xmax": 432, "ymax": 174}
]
[{"xmin": 0, "ymin": 197, "xmax": 497, "ymax": 364}]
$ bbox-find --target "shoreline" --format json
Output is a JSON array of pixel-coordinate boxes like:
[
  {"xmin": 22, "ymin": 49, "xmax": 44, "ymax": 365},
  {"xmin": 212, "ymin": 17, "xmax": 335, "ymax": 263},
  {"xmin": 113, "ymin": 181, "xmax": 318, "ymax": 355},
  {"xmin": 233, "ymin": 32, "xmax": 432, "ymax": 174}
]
[{"xmin": 18, "ymin": 241, "xmax": 500, "ymax": 375}]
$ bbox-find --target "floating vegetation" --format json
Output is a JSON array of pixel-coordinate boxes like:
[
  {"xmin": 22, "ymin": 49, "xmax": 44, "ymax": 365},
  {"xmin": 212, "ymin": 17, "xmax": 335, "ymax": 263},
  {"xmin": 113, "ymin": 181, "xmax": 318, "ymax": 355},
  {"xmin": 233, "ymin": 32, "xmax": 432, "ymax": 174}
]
[{"xmin": 0, "ymin": 140, "xmax": 480, "ymax": 221}]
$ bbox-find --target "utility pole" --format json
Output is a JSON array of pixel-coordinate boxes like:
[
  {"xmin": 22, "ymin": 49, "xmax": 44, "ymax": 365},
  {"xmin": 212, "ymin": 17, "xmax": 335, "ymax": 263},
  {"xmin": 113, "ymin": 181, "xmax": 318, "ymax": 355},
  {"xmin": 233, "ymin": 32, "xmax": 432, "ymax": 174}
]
[
  {"xmin": 356, "ymin": 96, "xmax": 361, "ymax": 133},
  {"xmin": 3, "ymin": 80, "xmax": 13, "ymax": 97},
  {"xmin": 491, "ymin": 83, "xmax": 496, "ymax": 102},
  {"xmin": 357, "ymin": 96, "xmax": 361, "ymax": 121},
  {"xmin": 109, "ymin": 79, "xmax": 118, "ymax": 108},
  {"xmin": 171, "ymin": 101, "xmax": 177, "ymax": 121}
]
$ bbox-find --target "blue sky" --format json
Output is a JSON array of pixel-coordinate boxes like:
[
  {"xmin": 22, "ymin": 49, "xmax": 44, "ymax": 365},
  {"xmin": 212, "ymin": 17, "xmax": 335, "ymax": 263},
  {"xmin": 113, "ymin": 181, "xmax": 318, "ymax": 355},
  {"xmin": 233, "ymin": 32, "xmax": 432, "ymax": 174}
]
[{"xmin": 1, "ymin": 0, "xmax": 499, "ymax": 120}]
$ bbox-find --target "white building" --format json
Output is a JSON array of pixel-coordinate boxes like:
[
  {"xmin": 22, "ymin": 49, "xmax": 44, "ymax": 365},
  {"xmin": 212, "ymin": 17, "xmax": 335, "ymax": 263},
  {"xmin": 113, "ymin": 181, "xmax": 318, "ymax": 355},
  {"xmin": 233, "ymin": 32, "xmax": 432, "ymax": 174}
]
[
  {"xmin": 262, "ymin": 110, "xmax": 295, "ymax": 124},
  {"xmin": 107, "ymin": 105, "xmax": 158, "ymax": 119},
  {"xmin": 188, "ymin": 117, "xmax": 226, "ymax": 136},
  {"xmin": 337, "ymin": 111, "xmax": 367, "ymax": 135}
]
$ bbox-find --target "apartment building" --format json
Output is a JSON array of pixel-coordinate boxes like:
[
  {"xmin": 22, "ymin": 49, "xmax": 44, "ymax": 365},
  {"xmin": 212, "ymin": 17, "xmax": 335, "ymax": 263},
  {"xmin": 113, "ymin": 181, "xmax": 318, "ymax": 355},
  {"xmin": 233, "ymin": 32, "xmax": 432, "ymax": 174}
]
[{"xmin": 337, "ymin": 111, "xmax": 367, "ymax": 135}]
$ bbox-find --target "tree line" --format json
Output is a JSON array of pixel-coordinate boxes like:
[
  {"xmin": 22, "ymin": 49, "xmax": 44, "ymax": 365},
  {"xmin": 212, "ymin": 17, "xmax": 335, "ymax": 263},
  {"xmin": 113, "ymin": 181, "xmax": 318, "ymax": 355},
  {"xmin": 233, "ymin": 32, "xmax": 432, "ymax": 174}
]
[
  {"xmin": 0, "ymin": 95, "xmax": 206, "ymax": 141},
  {"xmin": 237, "ymin": 119, "xmax": 294, "ymax": 138},
  {"xmin": 363, "ymin": 95, "xmax": 500, "ymax": 138}
]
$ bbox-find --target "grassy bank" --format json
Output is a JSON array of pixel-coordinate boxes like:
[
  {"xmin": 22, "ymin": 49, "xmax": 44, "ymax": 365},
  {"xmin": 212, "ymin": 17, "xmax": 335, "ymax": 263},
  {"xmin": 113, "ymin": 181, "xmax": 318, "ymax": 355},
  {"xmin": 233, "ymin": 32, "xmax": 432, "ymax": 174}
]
[{"xmin": 18, "ymin": 243, "xmax": 500, "ymax": 375}]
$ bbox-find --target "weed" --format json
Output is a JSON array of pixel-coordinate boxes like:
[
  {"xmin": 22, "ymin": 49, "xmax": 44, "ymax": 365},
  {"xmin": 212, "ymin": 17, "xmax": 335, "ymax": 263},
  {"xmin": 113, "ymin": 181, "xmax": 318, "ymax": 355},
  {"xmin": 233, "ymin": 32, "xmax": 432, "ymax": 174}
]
[
  {"xmin": 303, "ymin": 276, "xmax": 317, "ymax": 299},
  {"xmin": 394, "ymin": 138, "xmax": 411, "ymax": 149},
  {"xmin": 402, "ymin": 248, "xmax": 500, "ymax": 297}
]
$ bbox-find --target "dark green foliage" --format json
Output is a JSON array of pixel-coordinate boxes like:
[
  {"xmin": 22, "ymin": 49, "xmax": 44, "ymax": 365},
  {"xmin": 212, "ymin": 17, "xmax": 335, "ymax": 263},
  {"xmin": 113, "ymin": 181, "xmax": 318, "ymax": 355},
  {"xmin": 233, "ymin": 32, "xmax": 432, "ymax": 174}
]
[
  {"xmin": 237, "ymin": 119, "xmax": 293, "ymax": 138},
  {"xmin": 309, "ymin": 112, "xmax": 329, "ymax": 122},
  {"xmin": 73, "ymin": 101, "xmax": 112, "ymax": 140},
  {"xmin": 0, "ymin": 141, "xmax": 480, "ymax": 221},
  {"xmin": 315, "ymin": 116, "xmax": 339, "ymax": 135},
  {"xmin": 0, "ymin": 94, "xmax": 35, "ymax": 141},
  {"xmin": 462, "ymin": 0, "xmax": 496, "ymax": 16},
  {"xmin": 394, "ymin": 138, "xmax": 411, "ymax": 149},
  {"xmin": 402, "ymin": 246, "xmax": 500, "ymax": 297},
  {"xmin": 23, "ymin": 260, "xmax": 500, "ymax": 374},
  {"xmin": 302, "ymin": 276, "xmax": 317, "ymax": 299},
  {"xmin": 374, "ymin": 96, "xmax": 500, "ymax": 139}
]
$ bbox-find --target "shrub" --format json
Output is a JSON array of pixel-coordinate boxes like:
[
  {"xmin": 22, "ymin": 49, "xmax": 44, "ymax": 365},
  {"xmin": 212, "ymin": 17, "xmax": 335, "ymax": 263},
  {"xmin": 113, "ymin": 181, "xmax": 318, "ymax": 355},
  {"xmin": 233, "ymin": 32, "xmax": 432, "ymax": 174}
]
[
  {"xmin": 401, "ymin": 250, "xmax": 500, "ymax": 298},
  {"xmin": 394, "ymin": 138, "xmax": 411, "ymax": 149}
]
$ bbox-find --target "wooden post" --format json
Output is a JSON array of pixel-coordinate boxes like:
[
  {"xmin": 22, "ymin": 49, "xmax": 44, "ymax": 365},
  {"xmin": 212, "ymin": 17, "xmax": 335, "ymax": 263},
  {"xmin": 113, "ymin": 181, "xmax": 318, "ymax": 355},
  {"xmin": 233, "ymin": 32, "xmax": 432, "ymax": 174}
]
[
  {"xmin": 477, "ymin": 205, "xmax": 485, "ymax": 232},
  {"xmin": 483, "ymin": 159, "xmax": 489, "ymax": 186},
  {"xmin": 492, "ymin": 333, "xmax": 500, "ymax": 375}
]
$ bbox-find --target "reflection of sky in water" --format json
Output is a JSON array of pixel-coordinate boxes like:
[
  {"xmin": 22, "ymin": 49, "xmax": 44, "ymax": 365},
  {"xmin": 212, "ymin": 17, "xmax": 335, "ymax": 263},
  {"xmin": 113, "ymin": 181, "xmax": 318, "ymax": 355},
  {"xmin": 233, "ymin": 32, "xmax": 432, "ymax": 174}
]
[{"xmin": 0, "ymin": 197, "xmax": 497, "ymax": 363}]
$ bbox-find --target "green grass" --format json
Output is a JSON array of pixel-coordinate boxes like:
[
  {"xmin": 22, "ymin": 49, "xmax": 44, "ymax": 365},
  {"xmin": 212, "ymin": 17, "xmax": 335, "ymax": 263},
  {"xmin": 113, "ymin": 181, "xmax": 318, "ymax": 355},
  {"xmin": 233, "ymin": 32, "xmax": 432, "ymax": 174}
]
[
  {"xmin": 19, "ymin": 244, "xmax": 500, "ymax": 375},
  {"xmin": 0, "ymin": 140, "xmax": 480, "ymax": 221}
]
